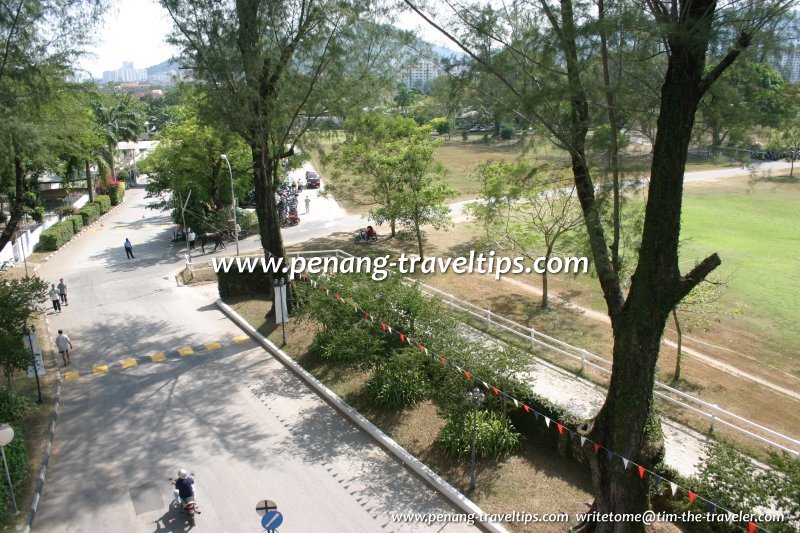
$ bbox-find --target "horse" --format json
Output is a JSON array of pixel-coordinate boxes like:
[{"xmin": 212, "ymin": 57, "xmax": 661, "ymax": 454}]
[{"xmin": 198, "ymin": 231, "xmax": 226, "ymax": 254}]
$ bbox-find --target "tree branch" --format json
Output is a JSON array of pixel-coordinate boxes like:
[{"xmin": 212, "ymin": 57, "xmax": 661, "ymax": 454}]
[{"xmin": 674, "ymin": 253, "xmax": 721, "ymax": 303}]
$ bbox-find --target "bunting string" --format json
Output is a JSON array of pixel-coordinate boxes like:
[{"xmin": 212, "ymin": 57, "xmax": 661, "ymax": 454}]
[{"xmin": 297, "ymin": 275, "xmax": 779, "ymax": 533}]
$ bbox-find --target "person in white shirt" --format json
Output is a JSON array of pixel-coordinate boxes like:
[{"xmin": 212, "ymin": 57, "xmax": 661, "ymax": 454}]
[
  {"xmin": 55, "ymin": 330, "xmax": 73, "ymax": 366},
  {"xmin": 49, "ymin": 284, "xmax": 61, "ymax": 312}
]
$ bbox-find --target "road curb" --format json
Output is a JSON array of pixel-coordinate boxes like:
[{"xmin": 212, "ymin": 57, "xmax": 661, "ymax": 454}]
[
  {"xmin": 216, "ymin": 299, "xmax": 509, "ymax": 533},
  {"xmin": 21, "ymin": 321, "xmax": 62, "ymax": 533}
]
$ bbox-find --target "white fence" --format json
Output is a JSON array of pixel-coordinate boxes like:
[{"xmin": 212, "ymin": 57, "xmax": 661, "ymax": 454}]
[{"xmin": 186, "ymin": 249, "xmax": 800, "ymax": 458}]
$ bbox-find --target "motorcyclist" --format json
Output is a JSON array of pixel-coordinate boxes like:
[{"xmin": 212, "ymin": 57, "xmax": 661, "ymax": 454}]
[
  {"xmin": 366, "ymin": 226, "xmax": 376, "ymax": 240},
  {"xmin": 174, "ymin": 468, "xmax": 196, "ymax": 506}
]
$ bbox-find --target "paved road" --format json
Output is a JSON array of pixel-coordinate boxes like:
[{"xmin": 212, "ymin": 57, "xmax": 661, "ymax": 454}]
[{"xmin": 33, "ymin": 187, "xmax": 476, "ymax": 532}]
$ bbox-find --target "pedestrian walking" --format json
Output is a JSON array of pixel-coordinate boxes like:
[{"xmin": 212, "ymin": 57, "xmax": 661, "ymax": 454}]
[
  {"xmin": 48, "ymin": 284, "xmax": 62, "ymax": 312},
  {"xmin": 304, "ymin": 195, "xmax": 310, "ymax": 215},
  {"xmin": 57, "ymin": 278, "xmax": 68, "ymax": 306},
  {"xmin": 124, "ymin": 238, "xmax": 135, "ymax": 259},
  {"xmin": 188, "ymin": 229, "xmax": 196, "ymax": 250},
  {"xmin": 55, "ymin": 329, "xmax": 73, "ymax": 366}
]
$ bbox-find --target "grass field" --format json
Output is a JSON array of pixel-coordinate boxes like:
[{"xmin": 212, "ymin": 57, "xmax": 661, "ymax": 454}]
[{"xmin": 679, "ymin": 181, "xmax": 800, "ymax": 352}]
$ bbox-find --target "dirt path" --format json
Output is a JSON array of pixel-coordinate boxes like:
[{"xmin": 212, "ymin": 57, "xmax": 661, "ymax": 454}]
[{"xmin": 499, "ymin": 277, "xmax": 800, "ymax": 402}]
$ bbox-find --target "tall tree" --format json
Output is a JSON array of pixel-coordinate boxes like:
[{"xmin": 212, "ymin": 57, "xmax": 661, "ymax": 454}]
[
  {"xmin": 404, "ymin": 0, "xmax": 794, "ymax": 528},
  {"xmin": 162, "ymin": 0, "xmax": 402, "ymax": 295},
  {"xmin": 0, "ymin": 0, "xmax": 109, "ymax": 253},
  {"xmin": 91, "ymin": 91, "xmax": 144, "ymax": 183}
]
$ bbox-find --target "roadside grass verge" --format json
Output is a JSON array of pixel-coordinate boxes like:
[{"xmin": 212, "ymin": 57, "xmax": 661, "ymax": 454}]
[{"xmin": 227, "ymin": 296, "xmax": 597, "ymax": 533}]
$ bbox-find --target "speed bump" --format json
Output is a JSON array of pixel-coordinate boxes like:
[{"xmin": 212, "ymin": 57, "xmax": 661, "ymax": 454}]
[
  {"xmin": 120, "ymin": 358, "xmax": 138, "ymax": 369},
  {"xmin": 64, "ymin": 371, "xmax": 79, "ymax": 381},
  {"xmin": 93, "ymin": 365, "xmax": 109, "ymax": 375},
  {"xmin": 151, "ymin": 352, "xmax": 166, "ymax": 362},
  {"xmin": 233, "ymin": 335, "xmax": 249, "ymax": 344},
  {"xmin": 204, "ymin": 341, "xmax": 222, "ymax": 351},
  {"xmin": 177, "ymin": 347, "xmax": 194, "ymax": 356}
]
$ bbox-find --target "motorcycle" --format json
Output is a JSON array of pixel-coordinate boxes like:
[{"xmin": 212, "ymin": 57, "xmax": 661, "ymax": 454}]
[
  {"xmin": 354, "ymin": 229, "xmax": 378, "ymax": 244},
  {"xmin": 170, "ymin": 476, "xmax": 200, "ymax": 526}
]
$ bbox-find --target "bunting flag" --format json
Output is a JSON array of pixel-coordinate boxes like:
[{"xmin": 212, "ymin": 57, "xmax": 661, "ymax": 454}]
[{"xmin": 297, "ymin": 273, "xmax": 772, "ymax": 529}]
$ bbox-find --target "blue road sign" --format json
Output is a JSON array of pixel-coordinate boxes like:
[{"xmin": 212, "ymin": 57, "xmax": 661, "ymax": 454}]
[{"xmin": 261, "ymin": 510, "xmax": 283, "ymax": 530}]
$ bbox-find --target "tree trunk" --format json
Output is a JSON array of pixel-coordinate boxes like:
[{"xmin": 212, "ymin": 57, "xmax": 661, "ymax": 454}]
[
  {"xmin": 672, "ymin": 308, "xmax": 683, "ymax": 381},
  {"xmin": 540, "ymin": 270, "xmax": 548, "ymax": 309},
  {"xmin": 414, "ymin": 219, "xmax": 424, "ymax": 259},
  {"xmin": 86, "ymin": 160, "xmax": 95, "ymax": 203},
  {"xmin": 250, "ymin": 140, "xmax": 284, "ymax": 304},
  {"xmin": 0, "ymin": 145, "xmax": 27, "ymax": 254}
]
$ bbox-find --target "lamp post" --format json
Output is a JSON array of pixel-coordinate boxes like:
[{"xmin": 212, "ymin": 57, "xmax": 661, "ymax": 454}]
[
  {"xmin": 0, "ymin": 424, "xmax": 19, "ymax": 515},
  {"xmin": 467, "ymin": 387, "xmax": 485, "ymax": 491},
  {"xmin": 23, "ymin": 325, "xmax": 42, "ymax": 403},
  {"xmin": 220, "ymin": 154, "xmax": 239, "ymax": 256},
  {"xmin": 274, "ymin": 277, "xmax": 287, "ymax": 346}
]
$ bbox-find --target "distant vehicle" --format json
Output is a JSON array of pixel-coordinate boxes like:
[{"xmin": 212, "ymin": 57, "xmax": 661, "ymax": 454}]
[
  {"xmin": 469, "ymin": 125, "xmax": 481, "ymax": 132},
  {"xmin": 305, "ymin": 171, "xmax": 321, "ymax": 189}
]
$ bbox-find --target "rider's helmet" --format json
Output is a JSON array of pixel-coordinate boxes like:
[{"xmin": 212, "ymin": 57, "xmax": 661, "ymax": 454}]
[{"xmin": 178, "ymin": 468, "xmax": 189, "ymax": 479}]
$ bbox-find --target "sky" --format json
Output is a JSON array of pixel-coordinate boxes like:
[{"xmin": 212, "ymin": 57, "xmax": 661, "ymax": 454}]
[{"xmin": 79, "ymin": 0, "xmax": 453, "ymax": 79}]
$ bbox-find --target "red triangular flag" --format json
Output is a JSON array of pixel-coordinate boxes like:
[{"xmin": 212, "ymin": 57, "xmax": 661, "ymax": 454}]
[
  {"xmin": 688, "ymin": 491, "xmax": 696, "ymax": 506},
  {"xmin": 440, "ymin": 356, "xmax": 446, "ymax": 365},
  {"xmin": 523, "ymin": 404, "xmax": 531, "ymax": 413},
  {"xmin": 638, "ymin": 465, "xmax": 645, "ymax": 479},
  {"xmin": 381, "ymin": 323, "xmax": 387, "ymax": 331},
  {"xmin": 399, "ymin": 333, "xmax": 405, "ymax": 343},
  {"xmin": 418, "ymin": 344, "xmax": 424, "ymax": 351},
  {"xmin": 464, "ymin": 371, "xmax": 471, "ymax": 380},
  {"xmin": 557, "ymin": 423, "xmax": 564, "ymax": 434},
  {"xmin": 363, "ymin": 312, "xmax": 369, "ymax": 319},
  {"xmin": 593, "ymin": 443, "xmax": 600, "ymax": 455},
  {"xmin": 748, "ymin": 522, "xmax": 757, "ymax": 533},
  {"xmin": 492, "ymin": 387, "xmax": 499, "ymax": 395},
  {"xmin": 335, "ymin": 293, "xmax": 341, "ymax": 301}
]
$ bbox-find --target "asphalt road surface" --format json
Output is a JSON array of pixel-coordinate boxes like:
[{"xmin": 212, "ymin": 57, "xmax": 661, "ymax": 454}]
[{"xmin": 32, "ymin": 186, "xmax": 476, "ymax": 532}]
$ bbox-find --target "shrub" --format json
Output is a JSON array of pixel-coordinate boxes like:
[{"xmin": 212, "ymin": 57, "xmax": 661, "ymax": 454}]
[
  {"xmin": 461, "ymin": 130, "xmax": 469, "ymax": 141},
  {"xmin": 116, "ymin": 169, "xmax": 129, "ymax": 183},
  {"xmin": 56, "ymin": 206, "xmax": 77, "ymax": 218},
  {"xmin": 0, "ymin": 424, "xmax": 27, "ymax": 521},
  {"xmin": 0, "ymin": 387, "xmax": 34, "ymax": 422},
  {"xmin": 93, "ymin": 195, "xmax": 111, "ymax": 214},
  {"xmin": 500, "ymin": 124, "xmax": 515, "ymax": 140},
  {"xmin": 365, "ymin": 349, "xmax": 429, "ymax": 409},
  {"xmin": 66, "ymin": 215, "xmax": 84, "ymax": 234},
  {"xmin": 310, "ymin": 323, "xmax": 386, "ymax": 364},
  {"xmin": 217, "ymin": 268, "xmax": 272, "ymax": 299},
  {"xmin": 39, "ymin": 221, "xmax": 75, "ymax": 250},
  {"xmin": 31, "ymin": 206, "xmax": 45, "ymax": 223},
  {"xmin": 108, "ymin": 182, "xmax": 126, "ymax": 205},
  {"xmin": 438, "ymin": 407, "xmax": 523, "ymax": 460},
  {"xmin": 78, "ymin": 203, "xmax": 100, "ymax": 226}
]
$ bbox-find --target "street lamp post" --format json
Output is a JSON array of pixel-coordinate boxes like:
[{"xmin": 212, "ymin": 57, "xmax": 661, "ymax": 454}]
[
  {"xmin": 23, "ymin": 325, "xmax": 42, "ymax": 404},
  {"xmin": 220, "ymin": 154, "xmax": 239, "ymax": 256},
  {"xmin": 0, "ymin": 424, "xmax": 19, "ymax": 515},
  {"xmin": 467, "ymin": 387, "xmax": 485, "ymax": 491}
]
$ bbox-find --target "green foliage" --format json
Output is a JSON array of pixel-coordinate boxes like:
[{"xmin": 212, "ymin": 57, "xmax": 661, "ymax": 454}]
[
  {"xmin": 681, "ymin": 442, "xmax": 799, "ymax": 532},
  {"xmin": 66, "ymin": 215, "xmax": 83, "ymax": 234},
  {"xmin": 0, "ymin": 424, "xmax": 27, "ymax": 521},
  {"xmin": 500, "ymin": 124, "xmax": 514, "ymax": 140},
  {"xmin": 30, "ymin": 206, "xmax": 45, "ymax": 223},
  {"xmin": 0, "ymin": 387, "xmax": 34, "ymax": 422},
  {"xmin": 310, "ymin": 323, "xmax": 387, "ymax": 364},
  {"xmin": 217, "ymin": 268, "xmax": 272, "ymax": 299},
  {"xmin": 438, "ymin": 407, "xmax": 523, "ymax": 460},
  {"xmin": 78, "ymin": 203, "xmax": 99, "ymax": 226},
  {"xmin": 0, "ymin": 277, "xmax": 47, "ymax": 387},
  {"xmin": 93, "ymin": 194, "xmax": 111, "ymax": 214},
  {"xmin": 365, "ymin": 348, "xmax": 429, "ymax": 409},
  {"xmin": 116, "ymin": 168, "xmax": 130, "ymax": 183},
  {"xmin": 461, "ymin": 130, "xmax": 469, "ymax": 141},
  {"xmin": 108, "ymin": 182, "xmax": 125, "ymax": 205},
  {"xmin": 427, "ymin": 117, "xmax": 450, "ymax": 135},
  {"xmin": 39, "ymin": 221, "xmax": 75, "ymax": 251}
]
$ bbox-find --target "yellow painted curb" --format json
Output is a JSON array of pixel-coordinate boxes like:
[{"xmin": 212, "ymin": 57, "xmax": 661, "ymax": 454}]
[
  {"xmin": 204, "ymin": 341, "xmax": 222, "ymax": 351},
  {"xmin": 93, "ymin": 365, "xmax": 109, "ymax": 375},
  {"xmin": 151, "ymin": 352, "xmax": 166, "ymax": 362},
  {"xmin": 64, "ymin": 371, "xmax": 79, "ymax": 381},
  {"xmin": 177, "ymin": 347, "xmax": 194, "ymax": 356},
  {"xmin": 120, "ymin": 358, "xmax": 138, "ymax": 369}
]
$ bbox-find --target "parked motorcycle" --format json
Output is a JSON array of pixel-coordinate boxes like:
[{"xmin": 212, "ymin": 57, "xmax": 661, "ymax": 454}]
[
  {"xmin": 170, "ymin": 474, "xmax": 200, "ymax": 526},
  {"xmin": 354, "ymin": 229, "xmax": 378, "ymax": 244}
]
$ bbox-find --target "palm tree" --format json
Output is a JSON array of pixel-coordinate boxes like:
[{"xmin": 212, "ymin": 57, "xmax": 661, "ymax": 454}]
[{"xmin": 91, "ymin": 92, "xmax": 144, "ymax": 189}]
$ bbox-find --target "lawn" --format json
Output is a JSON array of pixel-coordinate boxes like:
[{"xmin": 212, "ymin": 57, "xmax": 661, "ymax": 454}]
[{"xmin": 679, "ymin": 183, "xmax": 800, "ymax": 352}]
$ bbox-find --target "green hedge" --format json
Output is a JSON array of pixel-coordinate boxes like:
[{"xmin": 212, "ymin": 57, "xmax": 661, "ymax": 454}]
[
  {"xmin": 93, "ymin": 195, "xmax": 111, "ymax": 214},
  {"xmin": 66, "ymin": 214, "xmax": 84, "ymax": 234},
  {"xmin": 108, "ymin": 182, "xmax": 126, "ymax": 206},
  {"xmin": 78, "ymin": 203, "xmax": 100, "ymax": 226},
  {"xmin": 38, "ymin": 221, "xmax": 75, "ymax": 251},
  {"xmin": 217, "ymin": 267, "xmax": 273, "ymax": 299},
  {"xmin": 0, "ymin": 424, "xmax": 27, "ymax": 521}
]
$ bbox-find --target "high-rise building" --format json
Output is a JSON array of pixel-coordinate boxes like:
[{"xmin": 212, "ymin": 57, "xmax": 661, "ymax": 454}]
[{"xmin": 777, "ymin": 44, "xmax": 800, "ymax": 83}]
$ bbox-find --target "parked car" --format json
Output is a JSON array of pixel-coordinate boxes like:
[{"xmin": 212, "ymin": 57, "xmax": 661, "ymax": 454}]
[{"xmin": 305, "ymin": 171, "xmax": 321, "ymax": 189}]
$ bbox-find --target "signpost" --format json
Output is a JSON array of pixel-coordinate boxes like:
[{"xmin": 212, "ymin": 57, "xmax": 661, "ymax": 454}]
[
  {"xmin": 255, "ymin": 500, "xmax": 282, "ymax": 531},
  {"xmin": 23, "ymin": 327, "xmax": 44, "ymax": 403},
  {"xmin": 274, "ymin": 279, "xmax": 288, "ymax": 346}
]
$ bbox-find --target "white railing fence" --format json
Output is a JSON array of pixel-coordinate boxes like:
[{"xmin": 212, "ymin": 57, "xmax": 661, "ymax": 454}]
[{"xmin": 185, "ymin": 249, "xmax": 800, "ymax": 458}]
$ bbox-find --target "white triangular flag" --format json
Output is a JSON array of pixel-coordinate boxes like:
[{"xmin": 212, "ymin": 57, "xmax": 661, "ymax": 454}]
[
  {"xmin": 623, "ymin": 458, "xmax": 629, "ymax": 470},
  {"xmin": 580, "ymin": 436, "xmax": 586, "ymax": 447},
  {"xmin": 670, "ymin": 482, "xmax": 678, "ymax": 496},
  {"xmin": 544, "ymin": 416, "xmax": 551, "ymax": 427}
]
